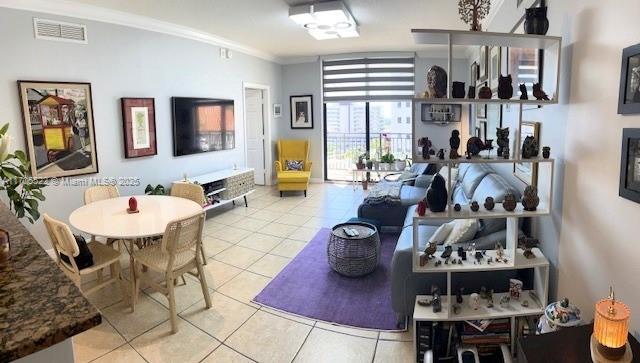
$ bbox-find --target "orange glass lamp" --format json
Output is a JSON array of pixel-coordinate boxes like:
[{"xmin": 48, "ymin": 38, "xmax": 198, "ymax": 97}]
[{"xmin": 590, "ymin": 287, "xmax": 633, "ymax": 362}]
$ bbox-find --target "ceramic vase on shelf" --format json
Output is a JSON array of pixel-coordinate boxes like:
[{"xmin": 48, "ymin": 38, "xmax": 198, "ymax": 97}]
[{"xmin": 524, "ymin": 6, "xmax": 549, "ymax": 35}]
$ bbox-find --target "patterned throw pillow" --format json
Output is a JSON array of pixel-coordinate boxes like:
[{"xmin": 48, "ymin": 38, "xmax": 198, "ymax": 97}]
[{"xmin": 286, "ymin": 160, "xmax": 304, "ymax": 171}]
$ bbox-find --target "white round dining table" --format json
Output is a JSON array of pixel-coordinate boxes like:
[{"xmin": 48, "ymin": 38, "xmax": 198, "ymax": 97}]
[
  {"xmin": 69, "ymin": 195, "xmax": 203, "ymax": 309},
  {"xmin": 69, "ymin": 195, "xmax": 202, "ymax": 239}
]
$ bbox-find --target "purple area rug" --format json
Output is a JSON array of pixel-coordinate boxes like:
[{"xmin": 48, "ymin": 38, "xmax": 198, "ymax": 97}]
[{"xmin": 253, "ymin": 228, "xmax": 405, "ymax": 331}]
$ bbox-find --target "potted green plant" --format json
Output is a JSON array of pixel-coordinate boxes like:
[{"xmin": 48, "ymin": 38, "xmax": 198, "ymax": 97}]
[
  {"xmin": 355, "ymin": 153, "xmax": 366, "ymax": 170},
  {"xmin": 380, "ymin": 153, "xmax": 395, "ymax": 171},
  {"xmin": 144, "ymin": 184, "xmax": 166, "ymax": 195},
  {"xmin": 0, "ymin": 123, "xmax": 46, "ymax": 223}
]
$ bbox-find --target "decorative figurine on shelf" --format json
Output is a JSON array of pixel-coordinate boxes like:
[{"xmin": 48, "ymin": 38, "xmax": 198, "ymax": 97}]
[
  {"xmin": 522, "ymin": 185, "xmax": 540, "ymax": 211},
  {"xmin": 519, "ymin": 83, "xmax": 529, "ymax": 100},
  {"xmin": 497, "ymin": 75, "xmax": 514, "ymax": 99},
  {"xmin": 480, "ymin": 286, "xmax": 488, "ymax": 299},
  {"xmin": 468, "ymin": 86, "xmax": 476, "ymax": 99},
  {"xmin": 519, "ymin": 236, "xmax": 539, "ymax": 259},
  {"xmin": 440, "ymin": 245, "xmax": 453, "ymax": 259},
  {"xmin": 484, "ymin": 197, "xmax": 495, "ymax": 211},
  {"xmin": 524, "ymin": 3, "xmax": 549, "ymax": 35},
  {"xmin": 454, "ymin": 203, "xmax": 462, "ymax": 212},
  {"xmin": 127, "ymin": 196, "xmax": 139, "ymax": 214},
  {"xmin": 453, "ymin": 304, "xmax": 461, "ymax": 314},
  {"xmin": 484, "ymin": 139, "xmax": 494, "ymax": 158},
  {"xmin": 426, "ymin": 65, "xmax": 448, "ymax": 98},
  {"xmin": 435, "ymin": 260, "xmax": 442, "ymax": 267},
  {"xmin": 496, "ymin": 242, "xmax": 505, "ymax": 262},
  {"xmin": 437, "ymin": 149, "xmax": 445, "ymax": 160},
  {"xmin": 449, "ymin": 130, "xmax": 461, "ymax": 159},
  {"xmin": 469, "ymin": 293, "xmax": 481, "ymax": 310},
  {"xmin": 496, "ymin": 127, "xmax": 509, "ymax": 156},
  {"xmin": 466, "ymin": 151, "xmax": 472, "ymax": 160},
  {"xmin": 427, "ymin": 174, "xmax": 448, "ymax": 212},
  {"xmin": 521, "ymin": 300, "xmax": 529, "ymax": 307},
  {"xmin": 521, "ymin": 136, "xmax": 539, "ymax": 159},
  {"xmin": 487, "ymin": 289, "xmax": 495, "ymax": 308},
  {"xmin": 418, "ymin": 137, "xmax": 433, "ymax": 160},
  {"xmin": 452, "ymin": 81, "xmax": 466, "ymax": 98},
  {"xmin": 542, "ymin": 146, "xmax": 551, "ymax": 159},
  {"xmin": 458, "ymin": 0, "xmax": 491, "ymax": 31},
  {"xmin": 503, "ymin": 146, "xmax": 510, "ymax": 159},
  {"xmin": 424, "ymin": 241, "xmax": 437, "ymax": 259},
  {"xmin": 431, "ymin": 286, "xmax": 442, "ymax": 313},
  {"xmin": 417, "ymin": 198, "xmax": 427, "ymax": 216},
  {"xmin": 500, "ymin": 295, "xmax": 511, "ymax": 308},
  {"xmin": 478, "ymin": 85, "xmax": 492, "ymax": 99},
  {"xmin": 457, "ymin": 246, "xmax": 466, "ymax": 259},
  {"xmin": 456, "ymin": 288, "xmax": 464, "ymax": 304},
  {"xmin": 467, "ymin": 136, "xmax": 486, "ymax": 156},
  {"xmin": 470, "ymin": 201, "xmax": 480, "ymax": 212},
  {"xmin": 503, "ymin": 192, "xmax": 517, "ymax": 211},
  {"xmin": 419, "ymin": 253, "xmax": 428, "ymax": 266},
  {"xmin": 510, "ymin": 279, "xmax": 523, "ymax": 300},
  {"xmin": 533, "ymin": 83, "xmax": 550, "ymax": 100}
]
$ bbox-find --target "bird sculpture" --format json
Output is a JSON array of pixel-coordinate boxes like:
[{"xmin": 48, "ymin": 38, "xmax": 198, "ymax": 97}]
[{"xmin": 424, "ymin": 241, "xmax": 437, "ymax": 258}]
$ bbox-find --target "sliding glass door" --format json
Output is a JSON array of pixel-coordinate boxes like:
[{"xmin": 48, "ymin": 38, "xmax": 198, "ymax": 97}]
[{"xmin": 324, "ymin": 101, "xmax": 412, "ymax": 181}]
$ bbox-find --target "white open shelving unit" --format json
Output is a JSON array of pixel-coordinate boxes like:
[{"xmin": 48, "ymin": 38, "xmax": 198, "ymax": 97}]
[
  {"xmin": 175, "ymin": 167, "xmax": 255, "ymax": 212},
  {"xmin": 409, "ymin": 28, "xmax": 561, "ymax": 362}
]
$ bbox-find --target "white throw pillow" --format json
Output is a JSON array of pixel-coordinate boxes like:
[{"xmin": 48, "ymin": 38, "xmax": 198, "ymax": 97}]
[
  {"xmin": 428, "ymin": 223, "xmax": 454, "ymax": 244},
  {"xmin": 443, "ymin": 219, "xmax": 478, "ymax": 246}
]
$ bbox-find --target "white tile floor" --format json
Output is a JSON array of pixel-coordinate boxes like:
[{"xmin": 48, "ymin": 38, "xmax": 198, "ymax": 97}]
[{"xmin": 73, "ymin": 183, "xmax": 414, "ymax": 363}]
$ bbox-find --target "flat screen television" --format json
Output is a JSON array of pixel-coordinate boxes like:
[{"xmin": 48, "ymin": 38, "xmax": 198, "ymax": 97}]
[{"xmin": 172, "ymin": 97, "xmax": 235, "ymax": 156}]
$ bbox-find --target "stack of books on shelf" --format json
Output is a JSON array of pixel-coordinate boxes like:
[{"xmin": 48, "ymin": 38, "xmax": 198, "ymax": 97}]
[{"xmin": 461, "ymin": 319, "xmax": 510, "ymax": 358}]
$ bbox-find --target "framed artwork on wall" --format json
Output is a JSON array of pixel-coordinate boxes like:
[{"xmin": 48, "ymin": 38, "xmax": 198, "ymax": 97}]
[
  {"xmin": 489, "ymin": 46, "xmax": 502, "ymax": 92},
  {"xmin": 121, "ymin": 98, "xmax": 157, "ymax": 158},
  {"xmin": 514, "ymin": 121, "xmax": 540, "ymax": 186},
  {"xmin": 479, "ymin": 46, "xmax": 489, "ymax": 82},
  {"xmin": 619, "ymin": 128, "xmax": 640, "ymax": 203},
  {"xmin": 290, "ymin": 95, "xmax": 313, "ymax": 129},
  {"xmin": 470, "ymin": 61, "xmax": 479, "ymax": 87},
  {"xmin": 618, "ymin": 43, "xmax": 640, "ymax": 115},
  {"xmin": 273, "ymin": 103, "xmax": 282, "ymax": 118},
  {"xmin": 17, "ymin": 80, "xmax": 98, "ymax": 178}
]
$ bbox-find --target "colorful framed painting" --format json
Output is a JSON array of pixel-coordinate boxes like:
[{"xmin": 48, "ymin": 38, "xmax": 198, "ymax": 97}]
[
  {"xmin": 17, "ymin": 80, "xmax": 98, "ymax": 178},
  {"xmin": 121, "ymin": 98, "xmax": 157, "ymax": 158},
  {"xmin": 290, "ymin": 95, "xmax": 313, "ymax": 129},
  {"xmin": 619, "ymin": 128, "xmax": 640, "ymax": 203},
  {"xmin": 514, "ymin": 121, "xmax": 540, "ymax": 186}
]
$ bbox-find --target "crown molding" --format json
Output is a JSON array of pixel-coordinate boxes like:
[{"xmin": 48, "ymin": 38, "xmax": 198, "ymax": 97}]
[{"xmin": 0, "ymin": 0, "xmax": 282, "ymax": 63}]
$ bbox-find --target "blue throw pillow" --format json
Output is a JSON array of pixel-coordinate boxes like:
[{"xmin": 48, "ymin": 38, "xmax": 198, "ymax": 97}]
[{"xmin": 286, "ymin": 160, "xmax": 304, "ymax": 171}]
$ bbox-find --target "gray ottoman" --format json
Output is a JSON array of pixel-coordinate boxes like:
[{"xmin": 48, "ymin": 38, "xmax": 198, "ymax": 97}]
[{"xmin": 327, "ymin": 222, "xmax": 380, "ymax": 277}]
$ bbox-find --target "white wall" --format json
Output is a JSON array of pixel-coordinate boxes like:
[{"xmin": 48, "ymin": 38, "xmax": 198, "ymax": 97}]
[{"xmin": 0, "ymin": 8, "xmax": 282, "ymax": 248}]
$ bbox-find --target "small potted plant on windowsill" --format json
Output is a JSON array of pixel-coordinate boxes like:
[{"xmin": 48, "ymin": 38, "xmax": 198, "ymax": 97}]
[
  {"xmin": 379, "ymin": 153, "xmax": 395, "ymax": 171},
  {"xmin": 355, "ymin": 153, "xmax": 367, "ymax": 170}
]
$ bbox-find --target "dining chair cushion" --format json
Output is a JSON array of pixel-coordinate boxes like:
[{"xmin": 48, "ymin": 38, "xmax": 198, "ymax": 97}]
[
  {"xmin": 133, "ymin": 244, "xmax": 194, "ymax": 272},
  {"xmin": 59, "ymin": 234, "xmax": 94, "ymax": 269}
]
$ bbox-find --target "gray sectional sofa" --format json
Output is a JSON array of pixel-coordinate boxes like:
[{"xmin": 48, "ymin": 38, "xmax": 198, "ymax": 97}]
[{"xmin": 358, "ymin": 163, "xmax": 527, "ymax": 322}]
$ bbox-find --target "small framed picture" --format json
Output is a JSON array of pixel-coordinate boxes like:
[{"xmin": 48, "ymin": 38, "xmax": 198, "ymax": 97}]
[
  {"xmin": 478, "ymin": 120, "xmax": 487, "ymax": 142},
  {"xmin": 618, "ymin": 43, "xmax": 640, "ymax": 114},
  {"xmin": 514, "ymin": 121, "xmax": 540, "ymax": 186},
  {"xmin": 489, "ymin": 46, "xmax": 502, "ymax": 92},
  {"xmin": 479, "ymin": 46, "xmax": 489, "ymax": 81},
  {"xmin": 619, "ymin": 128, "xmax": 640, "ymax": 203},
  {"xmin": 121, "ymin": 98, "xmax": 157, "ymax": 158},
  {"xmin": 290, "ymin": 95, "xmax": 313, "ymax": 129},
  {"xmin": 273, "ymin": 103, "xmax": 282, "ymax": 118}
]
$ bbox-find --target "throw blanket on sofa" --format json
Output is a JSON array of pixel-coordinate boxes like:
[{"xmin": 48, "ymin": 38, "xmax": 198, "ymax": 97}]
[{"xmin": 364, "ymin": 183, "xmax": 402, "ymax": 206}]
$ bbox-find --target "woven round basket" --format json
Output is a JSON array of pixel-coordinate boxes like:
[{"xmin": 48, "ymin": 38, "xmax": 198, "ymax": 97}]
[{"xmin": 327, "ymin": 222, "xmax": 380, "ymax": 277}]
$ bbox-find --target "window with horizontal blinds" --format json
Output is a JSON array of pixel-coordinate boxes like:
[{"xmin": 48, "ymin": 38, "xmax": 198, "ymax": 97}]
[{"xmin": 322, "ymin": 57, "xmax": 415, "ymax": 102}]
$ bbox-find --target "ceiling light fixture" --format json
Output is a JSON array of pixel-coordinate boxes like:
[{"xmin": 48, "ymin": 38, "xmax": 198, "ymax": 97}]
[{"xmin": 289, "ymin": 1, "xmax": 359, "ymax": 40}]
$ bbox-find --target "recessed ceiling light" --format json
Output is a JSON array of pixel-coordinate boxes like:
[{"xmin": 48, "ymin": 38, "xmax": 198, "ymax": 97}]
[{"xmin": 289, "ymin": 1, "xmax": 359, "ymax": 40}]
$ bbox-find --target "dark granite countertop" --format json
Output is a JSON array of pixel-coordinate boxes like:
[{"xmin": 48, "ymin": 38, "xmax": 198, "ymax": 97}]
[{"xmin": 0, "ymin": 203, "xmax": 101, "ymax": 362}]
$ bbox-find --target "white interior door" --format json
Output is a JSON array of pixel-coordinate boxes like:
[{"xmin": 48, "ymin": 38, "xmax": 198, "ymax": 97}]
[{"xmin": 245, "ymin": 88, "xmax": 266, "ymax": 185}]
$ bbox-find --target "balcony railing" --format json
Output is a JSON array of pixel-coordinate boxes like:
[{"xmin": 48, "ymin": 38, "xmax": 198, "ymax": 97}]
[{"xmin": 326, "ymin": 132, "xmax": 413, "ymax": 180}]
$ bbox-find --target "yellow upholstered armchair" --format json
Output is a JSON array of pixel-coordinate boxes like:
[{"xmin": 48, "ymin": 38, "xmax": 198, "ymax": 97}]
[{"xmin": 275, "ymin": 139, "xmax": 312, "ymax": 197}]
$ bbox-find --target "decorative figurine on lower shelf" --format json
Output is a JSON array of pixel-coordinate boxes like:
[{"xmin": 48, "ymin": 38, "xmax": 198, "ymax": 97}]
[
  {"xmin": 497, "ymin": 75, "xmax": 514, "ymax": 99},
  {"xmin": 453, "ymin": 304, "xmax": 461, "ymax": 315},
  {"xmin": 522, "ymin": 185, "xmax": 540, "ymax": 211},
  {"xmin": 519, "ymin": 83, "xmax": 529, "ymax": 100},
  {"xmin": 437, "ymin": 149, "xmax": 445, "ymax": 160},
  {"xmin": 424, "ymin": 241, "xmax": 437, "ymax": 259},
  {"xmin": 419, "ymin": 253, "xmax": 428, "ymax": 267},
  {"xmin": 519, "ymin": 236, "xmax": 540, "ymax": 259},
  {"xmin": 417, "ymin": 198, "xmax": 427, "ymax": 216},
  {"xmin": 440, "ymin": 245, "xmax": 453, "ymax": 259},
  {"xmin": 533, "ymin": 82, "xmax": 550, "ymax": 100},
  {"xmin": 466, "ymin": 137, "xmax": 486, "ymax": 156},
  {"xmin": 503, "ymin": 146, "xmax": 510, "ymax": 159},
  {"xmin": 450, "ymin": 130, "xmax": 461, "ymax": 159},
  {"xmin": 456, "ymin": 288, "xmax": 464, "ymax": 304},
  {"xmin": 475, "ymin": 251, "xmax": 483, "ymax": 263},
  {"xmin": 478, "ymin": 85, "xmax": 492, "ymax": 99},
  {"xmin": 480, "ymin": 286, "xmax": 488, "ymax": 299},
  {"xmin": 431, "ymin": 286, "xmax": 442, "ymax": 313},
  {"xmin": 522, "ymin": 136, "xmax": 539, "ymax": 159},
  {"xmin": 496, "ymin": 242, "xmax": 505, "ymax": 262},
  {"xmin": 542, "ymin": 146, "xmax": 551, "ymax": 159},
  {"xmin": 484, "ymin": 197, "xmax": 495, "ymax": 211},
  {"xmin": 503, "ymin": 192, "xmax": 517, "ymax": 211},
  {"xmin": 468, "ymin": 85, "xmax": 476, "ymax": 99},
  {"xmin": 500, "ymin": 295, "xmax": 511, "ymax": 308},
  {"xmin": 419, "ymin": 137, "xmax": 433, "ymax": 160},
  {"xmin": 454, "ymin": 203, "xmax": 462, "ymax": 212},
  {"xmin": 496, "ymin": 127, "xmax": 509, "ymax": 158},
  {"xmin": 457, "ymin": 246, "xmax": 467, "ymax": 260},
  {"xmin": 510, "ymin": 279, "xmax": 523, "ymax": 300},
  {"xmin": 427, "ymin": 174, "xmax": 448, "ymax": 213},
  {"xmin": 469, "ymin": 293, "xmax": 480, "ymax": 310},
  {"xmin": 435, "ymin": 260, "xmax": 442, "ymax": 267},
  {"xmin": 470, "ymin": 201, "xmax": 480, "ymax": 212}
]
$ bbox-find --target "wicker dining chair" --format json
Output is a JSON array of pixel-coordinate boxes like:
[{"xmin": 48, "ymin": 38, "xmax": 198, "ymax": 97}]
[
  {"xmin": 43, "ymin": 214, "xmax": 127, "ymax": 299},
  {"xmin": 84, "ymin": 185, "xmax": 124, "ymax": 249},
  {"xmin": 132, "ymin": 211, "xmax": 211, "ymax": 334},
  {"xmin": 170, "ymin": 182, "xmax": 207, "ymax": 264}
]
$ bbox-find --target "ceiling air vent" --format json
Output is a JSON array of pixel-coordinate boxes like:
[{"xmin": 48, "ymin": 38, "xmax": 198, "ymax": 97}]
[{"xmin": 33, "ymin": 18, "xmax": 88, "ymax": 44}]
